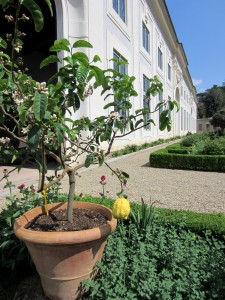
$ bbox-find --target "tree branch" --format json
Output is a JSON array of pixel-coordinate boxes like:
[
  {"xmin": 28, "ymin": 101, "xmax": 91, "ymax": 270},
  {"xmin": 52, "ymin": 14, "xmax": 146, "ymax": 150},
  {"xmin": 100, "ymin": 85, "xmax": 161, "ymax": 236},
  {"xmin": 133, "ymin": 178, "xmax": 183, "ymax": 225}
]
[{"xmin": 0, "ymin": 105, "xmax": 19, "ymax": 125}]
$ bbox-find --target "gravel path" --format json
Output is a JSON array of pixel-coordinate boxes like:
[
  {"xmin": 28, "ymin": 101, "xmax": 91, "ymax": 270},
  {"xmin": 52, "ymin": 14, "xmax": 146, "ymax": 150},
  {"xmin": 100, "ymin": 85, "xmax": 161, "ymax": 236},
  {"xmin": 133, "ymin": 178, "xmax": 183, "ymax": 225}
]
[{"xmin": 1, "ymin": 141, "xmax": 225, "ymax": 213}]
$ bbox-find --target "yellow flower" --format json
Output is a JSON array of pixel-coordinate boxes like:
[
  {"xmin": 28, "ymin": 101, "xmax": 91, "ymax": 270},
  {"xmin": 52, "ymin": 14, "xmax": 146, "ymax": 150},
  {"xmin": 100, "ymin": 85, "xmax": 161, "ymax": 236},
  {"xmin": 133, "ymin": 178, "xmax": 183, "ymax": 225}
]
[{"xmin": 112, "ymin": 198, "xmax": 130, "ymax": 219}]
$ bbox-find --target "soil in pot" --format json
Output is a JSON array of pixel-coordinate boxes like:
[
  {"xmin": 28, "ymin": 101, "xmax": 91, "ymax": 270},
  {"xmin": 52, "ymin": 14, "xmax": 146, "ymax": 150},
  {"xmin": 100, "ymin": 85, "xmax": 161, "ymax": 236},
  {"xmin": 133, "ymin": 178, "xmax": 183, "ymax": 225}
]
[{"xmin": 25, "ymin": 208, "xmax": 108, "ymax": 232}]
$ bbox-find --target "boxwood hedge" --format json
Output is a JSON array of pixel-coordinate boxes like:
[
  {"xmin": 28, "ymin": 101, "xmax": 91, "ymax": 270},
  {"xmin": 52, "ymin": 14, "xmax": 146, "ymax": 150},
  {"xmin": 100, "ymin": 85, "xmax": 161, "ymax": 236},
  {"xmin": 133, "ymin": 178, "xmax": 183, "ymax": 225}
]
[{"xmin": 149, "ymin": 149, "xmax": 225, "ymax": 172}]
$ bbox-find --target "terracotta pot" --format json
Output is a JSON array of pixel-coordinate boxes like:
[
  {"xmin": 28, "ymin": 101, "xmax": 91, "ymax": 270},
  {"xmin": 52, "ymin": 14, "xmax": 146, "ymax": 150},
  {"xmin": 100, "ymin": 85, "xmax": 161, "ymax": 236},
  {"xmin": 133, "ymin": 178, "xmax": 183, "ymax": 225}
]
[{"xmin": 13, "ymin": 201, "xmax": 117, "ymax": 300}]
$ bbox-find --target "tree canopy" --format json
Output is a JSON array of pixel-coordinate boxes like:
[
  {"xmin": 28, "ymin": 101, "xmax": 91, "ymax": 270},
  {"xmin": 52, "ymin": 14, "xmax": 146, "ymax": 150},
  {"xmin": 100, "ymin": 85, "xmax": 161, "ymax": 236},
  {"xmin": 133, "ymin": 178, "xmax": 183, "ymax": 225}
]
[{"xmin": 210, "ymin": 108, "xmax": 225, "ymax": 130}]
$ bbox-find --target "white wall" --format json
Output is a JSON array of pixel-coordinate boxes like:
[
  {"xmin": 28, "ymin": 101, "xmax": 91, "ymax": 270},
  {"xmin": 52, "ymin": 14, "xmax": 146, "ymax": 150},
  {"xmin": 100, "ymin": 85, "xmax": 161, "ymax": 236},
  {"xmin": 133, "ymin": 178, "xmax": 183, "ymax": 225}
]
[{"xmin": 55, "ymin": 0, "xmax": 197, "ymax": 149}]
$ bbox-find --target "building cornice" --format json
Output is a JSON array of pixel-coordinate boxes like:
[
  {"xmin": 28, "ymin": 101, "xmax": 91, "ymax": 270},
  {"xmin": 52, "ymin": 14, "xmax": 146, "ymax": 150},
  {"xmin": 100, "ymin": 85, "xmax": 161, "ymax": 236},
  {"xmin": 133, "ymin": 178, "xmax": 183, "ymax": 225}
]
[{"xmin": 147, "ymin": 0, "xmax": 197, "ymax": 100}]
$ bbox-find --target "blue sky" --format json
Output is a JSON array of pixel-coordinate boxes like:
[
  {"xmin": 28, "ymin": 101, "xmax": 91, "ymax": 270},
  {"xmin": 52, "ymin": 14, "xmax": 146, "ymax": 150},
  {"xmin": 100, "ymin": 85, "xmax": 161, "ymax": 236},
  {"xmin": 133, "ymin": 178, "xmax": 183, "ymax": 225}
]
[{"xmin": 165, "ymin": 0, "xmax": 225, "ymax": 93}]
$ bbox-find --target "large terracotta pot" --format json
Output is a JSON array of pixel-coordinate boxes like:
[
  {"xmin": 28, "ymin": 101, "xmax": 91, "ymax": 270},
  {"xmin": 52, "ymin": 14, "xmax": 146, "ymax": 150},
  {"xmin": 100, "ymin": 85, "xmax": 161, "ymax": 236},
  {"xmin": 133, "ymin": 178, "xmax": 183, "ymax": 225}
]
[{"xmin": 13, "ymin": 201, "xmax": 117, "ymax": 300}]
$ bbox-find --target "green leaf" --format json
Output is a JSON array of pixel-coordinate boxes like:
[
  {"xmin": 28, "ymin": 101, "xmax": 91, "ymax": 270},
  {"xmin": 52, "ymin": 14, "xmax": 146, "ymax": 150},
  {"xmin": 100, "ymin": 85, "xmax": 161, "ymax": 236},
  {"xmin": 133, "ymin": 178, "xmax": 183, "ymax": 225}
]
[
  {"xmin": 135, "ymin": 119, "xmax": 144, "ymax": 128},
  {"xmin": 22, "ymin": 0, "xmax": 44, "ymax": 32},
  {"xmin": 159, "ymin": 109, "xmax": 169, "ymax": 122},
  {"xmin": 89, "ymin": 66, "xmax": 104, "ymax": 87},
  {"xmin": 18, "ymin": 101, "xmax": 30, "ymax": 124},
  {"xmin": 52, "ymin": 123, "xmax": 65, "ymax": 145},
  {"xmin": 28, "ymin": 124, "xmax": 41, "ymax": 149},
  {"xmin": 85, "ymin": 153, "xmax": 96, "ymax": 168},
  {"xmin": 72, "ymin": 52, "xmax": 89, "ymax": 65},
  {"xmin": 43, "ymin": 0, "xmax": 53, "ymax": 16},
  {"xmin": 0, "ymin": 79, "xmax": 7, "ymax": 91},
  {"xmin": 66, "ymin": 92, "xmax": 80, "ymax": 111},
  {"xmin": 0, "ymin": 37, "xmax": 7, "ymax": 49},
  {"xmin": 50, "ymin": 39, "xmax": 70, "ymax": 52},
  {"xmin": 77, "ymin": 65, "xmax": 89, "ymax": 83},
  {"xmin": 98, "ymin": 153, "xmax": 104, "ymax": 166},
  {"xmin": 167, "ymin": 119, "xmax": 172, "ymax": 131},
  {"xmin": 121, "ymin": 171, "xmax": 129, "ymax": 179},
  {"xmin": 40, "ymin": 55, "xmax": 60, "ymax": 69},
  {"xmin": 44, "ymin": 111, "xmax": 51, "ymax": 121},
  {"xmin": 0, "ymin": 0, "xmax": 9, "ymax": 9},
  {"xmin": 93, "ymin": 55, "xmax": 101, "ymax": 63},
  {"xmin": 103, "ymin": 102, "xmax": 119, "ymax": 109},
  {"xmin": 73, "ymin": 40, "xmax": 93, "ymax": 48},
  {"xmin": 160, "ymin": 116, "xmax": 170, "ymax": 131},
  {"xmin": 33, "ymin": 92, "xmax": 48, "ymax": 121}
]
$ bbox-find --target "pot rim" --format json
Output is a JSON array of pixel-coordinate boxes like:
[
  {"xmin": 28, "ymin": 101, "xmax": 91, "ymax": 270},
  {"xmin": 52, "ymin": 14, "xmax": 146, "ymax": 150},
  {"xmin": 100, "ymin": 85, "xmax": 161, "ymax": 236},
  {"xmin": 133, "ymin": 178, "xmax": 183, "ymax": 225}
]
[{"xmin": 13, "ymin": 201, "xmax": 117, "ymax": 245}]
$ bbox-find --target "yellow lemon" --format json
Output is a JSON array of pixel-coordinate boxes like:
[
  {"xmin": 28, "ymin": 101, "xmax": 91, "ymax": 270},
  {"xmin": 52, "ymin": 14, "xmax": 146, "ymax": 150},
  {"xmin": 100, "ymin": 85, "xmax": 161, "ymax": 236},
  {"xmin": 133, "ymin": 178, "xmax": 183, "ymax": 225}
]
[{"xmin": 112, "ymin": 198, "xmax": 130, "ymax": 219}]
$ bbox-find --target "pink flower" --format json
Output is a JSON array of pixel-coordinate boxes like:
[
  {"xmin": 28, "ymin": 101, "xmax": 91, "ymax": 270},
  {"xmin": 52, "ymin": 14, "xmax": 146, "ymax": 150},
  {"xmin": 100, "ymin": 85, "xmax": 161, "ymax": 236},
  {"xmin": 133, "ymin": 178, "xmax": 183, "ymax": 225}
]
[
  {"xmin": 100, "ymin": 175, "xmax": 106, "ymax": 185},
  {"xmin": 18, "ymin": 184, "xmax": 25, "ymax": 190},
  {"xmin": 30, "ymin": 186, "xmax": 36, "ymax": 194},
  {"xmin": 101, "ymin": 175, "xmax": 106, "ymax": 182}
]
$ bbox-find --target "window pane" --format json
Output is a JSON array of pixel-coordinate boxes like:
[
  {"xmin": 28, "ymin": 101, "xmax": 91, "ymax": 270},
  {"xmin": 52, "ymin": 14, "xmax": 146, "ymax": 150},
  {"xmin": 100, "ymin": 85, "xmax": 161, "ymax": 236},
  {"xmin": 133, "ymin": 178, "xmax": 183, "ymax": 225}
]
[
  {"xmin": 120, "ymin": 0, "xmax": 125, "ymax": 22},
  {"xmin": 113, "ymin": 0, "xmax": 126, "ymax": 23},
  {"xmin": 113, "ymin": 0, "xmax": 118, "ymax": 13},
  {"xmin": 168, "ymin": 64, "xmax": 171, "ymax": 80},
  {"xmin": 113, "ymin": 49, "xmax": 128, "ymax": 127},
  {"xmin": 142, "ymin": 23, "xmax": 149, "ymax": 53},
  {"xmin": 158, "ymin": 48, "xmax": 163, "ymax": 69}
]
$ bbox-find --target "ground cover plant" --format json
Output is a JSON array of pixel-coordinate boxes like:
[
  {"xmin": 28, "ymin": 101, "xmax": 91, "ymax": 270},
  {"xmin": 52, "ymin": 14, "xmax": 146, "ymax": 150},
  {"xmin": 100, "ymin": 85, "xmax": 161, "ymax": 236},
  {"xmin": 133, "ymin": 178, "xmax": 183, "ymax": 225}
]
[
  {"xmin": 82, "ymin": 221, "xmax": 225, "ymax": 300},
  {"xmin": 150, "ymin": 132, "xmax": 225, "ymax": 171}
]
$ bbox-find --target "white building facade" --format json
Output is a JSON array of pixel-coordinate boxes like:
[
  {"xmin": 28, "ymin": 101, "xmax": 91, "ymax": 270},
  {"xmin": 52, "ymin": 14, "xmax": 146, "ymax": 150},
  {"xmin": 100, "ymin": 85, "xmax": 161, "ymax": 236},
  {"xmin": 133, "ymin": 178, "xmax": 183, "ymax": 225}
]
[{"xmin": 54, "ymin": 0, "xmax": 197, "ymax": 147}]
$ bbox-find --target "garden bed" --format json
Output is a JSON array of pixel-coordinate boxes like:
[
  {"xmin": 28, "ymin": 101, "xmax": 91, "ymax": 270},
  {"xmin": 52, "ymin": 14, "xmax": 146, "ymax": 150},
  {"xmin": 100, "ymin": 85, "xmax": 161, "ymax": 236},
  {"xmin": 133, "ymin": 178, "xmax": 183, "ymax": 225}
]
[
  {"xmin": 149, "ymin": 132, "xmax": 225, "ymax": 171},
  {"xmin": 1, "ymin": 195, "xmax": 225, "ymax": 299}
]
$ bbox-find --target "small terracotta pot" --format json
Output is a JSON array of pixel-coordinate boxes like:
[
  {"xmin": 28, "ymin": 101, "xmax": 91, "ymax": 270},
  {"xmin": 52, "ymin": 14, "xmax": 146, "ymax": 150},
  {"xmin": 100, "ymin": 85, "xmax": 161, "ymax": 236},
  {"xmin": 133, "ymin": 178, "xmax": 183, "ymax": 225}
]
[{"xmin": 14, "ymin": 201, "xmax": 117, "ymax": 300}]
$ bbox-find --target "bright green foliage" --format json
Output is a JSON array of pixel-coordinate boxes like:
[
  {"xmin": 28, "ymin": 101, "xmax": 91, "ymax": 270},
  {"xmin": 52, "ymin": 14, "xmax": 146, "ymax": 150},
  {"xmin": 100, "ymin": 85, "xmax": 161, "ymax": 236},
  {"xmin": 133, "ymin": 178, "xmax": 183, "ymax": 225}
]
[
  {"xmin": 130, "ymin": 198, "xmax": 155, "ymax": 234},
  {"xmin": 83, "ymin": 221, "xmax": 225, "ymax": 299},
  {"xmin": 180, "ymin": 132, "xmax": 209, "ymax": 147}
]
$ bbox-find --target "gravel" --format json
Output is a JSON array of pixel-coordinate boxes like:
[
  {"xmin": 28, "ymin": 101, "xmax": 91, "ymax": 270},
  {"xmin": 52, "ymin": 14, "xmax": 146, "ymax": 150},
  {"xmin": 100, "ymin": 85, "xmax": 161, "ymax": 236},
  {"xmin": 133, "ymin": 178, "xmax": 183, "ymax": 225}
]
[{"xmin": 1, "ymin": 141, "xmax": 225, "ymax": 213}]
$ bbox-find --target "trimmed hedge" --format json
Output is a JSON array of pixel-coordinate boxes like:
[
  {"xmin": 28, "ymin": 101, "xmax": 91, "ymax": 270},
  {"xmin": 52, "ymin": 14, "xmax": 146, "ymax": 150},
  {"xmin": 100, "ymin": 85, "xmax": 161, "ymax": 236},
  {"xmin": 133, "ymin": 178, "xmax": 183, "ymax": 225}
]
[
  {"xmin": 78, "ymin": 196, "xmax": 225, "ymax": 238},
  {"xmin": 167, "ymin": 148, "xmax": 191, "ymax": 154},
  {"xmin": 149, "ymin": 149, "xmax": 225, "ymax": 172}
]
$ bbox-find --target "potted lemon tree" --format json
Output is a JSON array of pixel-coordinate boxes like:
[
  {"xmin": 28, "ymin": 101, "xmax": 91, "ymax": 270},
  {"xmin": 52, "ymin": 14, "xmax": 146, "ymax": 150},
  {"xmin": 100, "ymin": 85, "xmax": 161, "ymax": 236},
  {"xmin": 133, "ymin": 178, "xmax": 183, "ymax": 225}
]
[{"xmin": 0, "ymin": 0, "xmax": 177, "ymax": 299}]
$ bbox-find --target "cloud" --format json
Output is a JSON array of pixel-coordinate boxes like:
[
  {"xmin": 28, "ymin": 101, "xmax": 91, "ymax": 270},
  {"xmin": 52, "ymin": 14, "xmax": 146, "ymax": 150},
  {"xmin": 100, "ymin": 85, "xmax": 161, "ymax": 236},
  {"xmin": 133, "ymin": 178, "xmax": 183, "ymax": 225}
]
[{"xmin": 192, "ymin": 79, "xmax": 203, "ymax": 86}]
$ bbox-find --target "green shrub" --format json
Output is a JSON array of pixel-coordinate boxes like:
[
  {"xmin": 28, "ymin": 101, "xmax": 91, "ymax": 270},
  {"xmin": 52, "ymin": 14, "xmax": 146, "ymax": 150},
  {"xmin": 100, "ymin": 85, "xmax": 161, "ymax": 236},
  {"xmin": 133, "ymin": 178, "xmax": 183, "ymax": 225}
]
[
  {"xmin": 180, "ymin": 132, "xmax": 209, "ymax": 147},
  {"xmin": 201, "ymin": 141, "xmax": 224, "ymax": 155},
  {"xmin": 83, "ymin": 221, "xmax": 225, "ymax": 299},
  {"xmin": 150, "ymin": 149, "xmax": 225, "ymax": 171}
]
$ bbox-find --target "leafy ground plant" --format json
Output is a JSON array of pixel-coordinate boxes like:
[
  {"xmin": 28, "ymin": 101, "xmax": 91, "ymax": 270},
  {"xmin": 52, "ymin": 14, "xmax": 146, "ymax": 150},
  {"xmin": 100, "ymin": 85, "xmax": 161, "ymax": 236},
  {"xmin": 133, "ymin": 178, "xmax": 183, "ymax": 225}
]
[{"xmin": 82, "ymin": 221, "xmax": 225, "ymax": 300}]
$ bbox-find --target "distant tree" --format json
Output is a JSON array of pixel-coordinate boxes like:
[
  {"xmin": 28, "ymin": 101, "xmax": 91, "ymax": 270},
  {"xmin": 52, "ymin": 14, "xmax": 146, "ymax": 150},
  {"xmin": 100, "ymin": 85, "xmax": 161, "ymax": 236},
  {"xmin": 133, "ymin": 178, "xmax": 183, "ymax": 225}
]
[
  {"xmin": 210, "ymin": 108, "xmax": 225, "ymax": 130},
  {"xmin": 204, "ymin": 87, "xmax": 225, "ymax": 117},
  {"xmin": 197, "ymin": 102, "xmax": 206, "ymax": 118}
]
